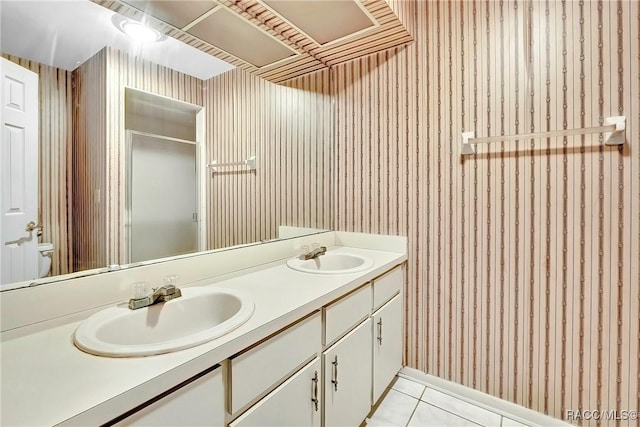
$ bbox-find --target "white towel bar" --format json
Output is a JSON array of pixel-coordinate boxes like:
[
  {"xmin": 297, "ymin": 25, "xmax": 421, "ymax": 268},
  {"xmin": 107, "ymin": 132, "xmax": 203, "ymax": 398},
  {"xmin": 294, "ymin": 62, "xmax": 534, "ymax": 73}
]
[
  {"xmin": 460, "ymin": 116, "xmax": 626, "ymax": 155},
  {"xmin": 207, "ymin": 156, "xmax": 257, "ymax": 172}
]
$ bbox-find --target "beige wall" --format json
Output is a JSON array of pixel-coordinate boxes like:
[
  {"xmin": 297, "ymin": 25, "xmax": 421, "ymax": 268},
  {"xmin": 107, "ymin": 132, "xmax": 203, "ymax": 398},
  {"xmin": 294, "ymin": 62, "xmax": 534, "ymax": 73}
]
[
  {"xmin": 332, "ymin": 0, "xmax": 639, "ymax": 424},
  {"xmin": 205, "ymin": 69, "xmax": 333, "ymax": 249},
  {"xmin": 72, "ymin": 49, "xmax": 108, "ymax": 272}
]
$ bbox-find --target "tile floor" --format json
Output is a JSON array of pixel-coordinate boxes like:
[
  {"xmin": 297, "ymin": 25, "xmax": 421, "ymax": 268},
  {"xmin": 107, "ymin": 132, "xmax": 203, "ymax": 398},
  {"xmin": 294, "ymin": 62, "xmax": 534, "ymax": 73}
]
[{"xmin": 366, "ymin": 376, "xmax": 529, "ymax": 427}]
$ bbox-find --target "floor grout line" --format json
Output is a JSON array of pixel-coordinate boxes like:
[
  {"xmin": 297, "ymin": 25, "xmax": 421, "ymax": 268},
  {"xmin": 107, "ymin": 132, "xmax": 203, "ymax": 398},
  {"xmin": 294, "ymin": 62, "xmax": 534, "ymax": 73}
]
[
  {"xmin": 404, "ymin": 396, "xmax": 421, "ymax": 427},
  {"xmin": 420, "ymin": 401, "xmax": 487, "ymax": 427},
  {"xmin": 391, "ymin": 387, "xmax": 424, "ymax": 401},
  {"xmin": 389, "ymin": 377, "xmax": 503, "ymax": 427}
]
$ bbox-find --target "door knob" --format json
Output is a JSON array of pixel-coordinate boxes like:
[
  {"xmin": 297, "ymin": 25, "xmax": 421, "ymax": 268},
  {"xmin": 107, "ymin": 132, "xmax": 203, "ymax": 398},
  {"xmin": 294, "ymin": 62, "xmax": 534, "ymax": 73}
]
[{"xmin": 25, "ymin": 221, "xmax": 43, "ymax": 233}]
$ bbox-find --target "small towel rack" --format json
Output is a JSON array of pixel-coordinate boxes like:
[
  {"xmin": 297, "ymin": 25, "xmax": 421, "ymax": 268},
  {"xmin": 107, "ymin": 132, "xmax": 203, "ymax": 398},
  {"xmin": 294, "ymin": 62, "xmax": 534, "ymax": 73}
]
[
  {"xmin": 460, "ymin": 116, "xmax": 626, "ymax": 155},
  {"xmin": 207, "ymin": 156, "xmax": 257, "ymax": 172}
]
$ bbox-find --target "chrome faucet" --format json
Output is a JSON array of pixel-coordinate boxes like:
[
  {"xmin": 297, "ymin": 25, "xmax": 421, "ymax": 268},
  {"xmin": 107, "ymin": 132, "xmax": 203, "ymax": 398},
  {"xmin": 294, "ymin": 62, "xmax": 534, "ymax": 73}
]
[
  {"xmin": 128, "ymin": 284, "xmax": 182, "ymax": 310},
  {"xmin": 299, "ymin": 245, "xmax": 327, "ymax": 260}
]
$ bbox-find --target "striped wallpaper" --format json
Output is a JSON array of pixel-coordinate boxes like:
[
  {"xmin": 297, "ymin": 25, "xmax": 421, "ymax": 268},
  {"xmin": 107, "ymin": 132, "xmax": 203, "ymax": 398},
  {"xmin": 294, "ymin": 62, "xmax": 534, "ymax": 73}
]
[
  {"xmin": 205, "ymin": 68, "xmax": 333, "ymax": 249},
  {"xmin": 332, "ymin": 0, "xmax": 639, "ymax": 424},
  {"xmin": 72, "ymin": 49, "xmax": 108, "ymax": 272},
  {"xmin": 2, "ymin": 55, "xmax": 73, "ymax": 277}
]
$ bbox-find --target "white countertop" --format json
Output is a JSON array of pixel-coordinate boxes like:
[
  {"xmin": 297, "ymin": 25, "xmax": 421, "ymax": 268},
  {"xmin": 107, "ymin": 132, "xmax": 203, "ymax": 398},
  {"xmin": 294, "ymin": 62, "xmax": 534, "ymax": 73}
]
[{"xmin": 1, "ymin": 246, "xmax": 406, "ymax": 426}]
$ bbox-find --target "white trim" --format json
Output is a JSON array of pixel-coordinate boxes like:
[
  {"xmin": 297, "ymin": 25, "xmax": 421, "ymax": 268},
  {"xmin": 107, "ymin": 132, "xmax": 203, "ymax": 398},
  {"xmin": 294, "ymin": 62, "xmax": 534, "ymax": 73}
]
[
  {"xmin": 129, "ymin": 130, "xmax": 196, "ymax": 146},
  {"xmin": 181, "ymin": 5, "xmax": 221, "ymax": 32},
  {"xmin": 196, "ymin": 108, "xmax": 206, "ymax": 252},
  {"xmin": 124, "ymin": 86, "xmax": 202, "ymax": 113}
]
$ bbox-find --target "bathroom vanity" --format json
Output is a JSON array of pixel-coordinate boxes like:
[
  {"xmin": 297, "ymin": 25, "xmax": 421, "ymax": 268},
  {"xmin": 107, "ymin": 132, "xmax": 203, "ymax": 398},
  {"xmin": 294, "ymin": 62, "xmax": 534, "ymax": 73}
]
[{"xmin": 0, "ymin": 232, "xmax": 406, "ymax": 426}]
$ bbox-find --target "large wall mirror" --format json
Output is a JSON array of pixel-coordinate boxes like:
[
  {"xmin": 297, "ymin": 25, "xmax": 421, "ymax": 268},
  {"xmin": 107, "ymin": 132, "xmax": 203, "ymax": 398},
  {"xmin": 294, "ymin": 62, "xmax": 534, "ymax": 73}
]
[{"xmin": 0, "ymin": 0, "xmax": 333, "ymax": 291}]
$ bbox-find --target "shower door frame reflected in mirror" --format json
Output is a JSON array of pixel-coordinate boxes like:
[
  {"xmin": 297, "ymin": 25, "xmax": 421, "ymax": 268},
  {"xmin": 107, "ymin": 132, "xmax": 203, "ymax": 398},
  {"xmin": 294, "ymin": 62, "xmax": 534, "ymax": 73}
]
[{"xmin": 124, "ymin": 88, "xmax": 206, "ymax": 265}]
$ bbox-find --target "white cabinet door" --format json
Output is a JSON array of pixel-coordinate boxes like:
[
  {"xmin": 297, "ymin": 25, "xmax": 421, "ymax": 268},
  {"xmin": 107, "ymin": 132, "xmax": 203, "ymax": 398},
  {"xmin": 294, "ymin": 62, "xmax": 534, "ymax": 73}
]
[
  {"xmin": 114, "ymin": 367, "xmax": 224, "ymax": 426},
  {"xmin": 230, "ymin": 312, "xmax": 321, "ymax": 414},
  {"xmin": 323, "ymin": 318, "xmax": 372, "ymax": 427},
  {"xmin": 372, "ymin": 294, "xmax": 403, "ymax": 403},
  {"xmin": 230, "ymin": 358, "xmax": 321, "ymax": 427}
]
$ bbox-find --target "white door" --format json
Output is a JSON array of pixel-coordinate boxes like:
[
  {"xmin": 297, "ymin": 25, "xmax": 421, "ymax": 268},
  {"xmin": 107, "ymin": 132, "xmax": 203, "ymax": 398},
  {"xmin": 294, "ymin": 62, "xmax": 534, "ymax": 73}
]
[
  {"xmin": 0, "ymin": 57, "xmax": 39, "ymax": 287},
  {"xmin": 323, "ymin": 318, "xmax": 372, "ymax": 427}
]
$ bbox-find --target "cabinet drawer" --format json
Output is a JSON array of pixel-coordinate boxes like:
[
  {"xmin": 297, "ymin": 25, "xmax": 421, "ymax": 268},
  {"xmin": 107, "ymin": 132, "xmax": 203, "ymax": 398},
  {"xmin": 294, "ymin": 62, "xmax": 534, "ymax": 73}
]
[
  {"xmin": 373, "ymin": 266, "xmax": 403, "ymax": 310},
  {"xmin": 230, "ymin": 358, "xmax": 321, "ymax": 427},
  {"xmin": 323, "ymin": 284, "xmax": 371, "ymax": 346},
  {"xmin": 229, "ymin": 312, "xmax": 321, "ymax": 414},
  {"xmin": 114, "ymin": 367, "xmax": 224, "ymax": 426}
]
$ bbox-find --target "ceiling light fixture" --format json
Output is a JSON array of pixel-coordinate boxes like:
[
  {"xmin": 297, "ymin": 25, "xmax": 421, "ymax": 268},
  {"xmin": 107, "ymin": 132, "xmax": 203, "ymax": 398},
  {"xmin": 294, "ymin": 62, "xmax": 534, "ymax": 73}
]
[{"xmin": 112, "ymin": 15, "xmax": 165, "ymax": 43}]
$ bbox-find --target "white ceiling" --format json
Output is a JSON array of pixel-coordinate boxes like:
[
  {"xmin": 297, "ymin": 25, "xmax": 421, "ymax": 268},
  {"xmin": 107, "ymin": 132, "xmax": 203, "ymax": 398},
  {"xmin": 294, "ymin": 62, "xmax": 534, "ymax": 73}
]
[{"xmin": 0, "ymin": 0, "xmax": 234, "ymax": 80}]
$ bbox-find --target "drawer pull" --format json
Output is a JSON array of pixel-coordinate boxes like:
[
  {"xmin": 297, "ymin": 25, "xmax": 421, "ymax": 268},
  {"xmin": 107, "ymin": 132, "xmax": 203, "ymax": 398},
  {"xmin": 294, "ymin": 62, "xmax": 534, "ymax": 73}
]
[
  {"xmin": 377, "ymin": 318, "xmax": 383, "ymax": 345},
  {"xmin": 331, "ymin": 355, "xmax": 339, "ymax": 391},
  {"xmin": 311, "ymin": 371, "xmax": 319, "ymax": 411}
]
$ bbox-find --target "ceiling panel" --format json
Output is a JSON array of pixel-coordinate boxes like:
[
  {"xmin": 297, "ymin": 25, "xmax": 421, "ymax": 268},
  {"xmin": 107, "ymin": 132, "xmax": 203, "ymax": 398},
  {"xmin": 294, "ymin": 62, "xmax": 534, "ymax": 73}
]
[
  {"xmin": 262, "ymin": 0, "xmax": 375, "ymax": 45},
  {"xmin": 122, "ymin": 0, "xmax": 217, "ymax": 29},
  {"xmin": 187, "ymin": 8, "xmax": 297, "ymax": 68}
]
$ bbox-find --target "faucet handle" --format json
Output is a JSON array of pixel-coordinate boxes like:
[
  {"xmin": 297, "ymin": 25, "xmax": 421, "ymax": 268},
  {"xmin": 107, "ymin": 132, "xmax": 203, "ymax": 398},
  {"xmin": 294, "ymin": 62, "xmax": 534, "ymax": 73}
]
[
  {"xmin": 164, "ymin": 275, "xmax": 179, "ymax": 287},
  {"xmin": 131, "ymin": 282, "xmax": 150, "ymax": 299}
]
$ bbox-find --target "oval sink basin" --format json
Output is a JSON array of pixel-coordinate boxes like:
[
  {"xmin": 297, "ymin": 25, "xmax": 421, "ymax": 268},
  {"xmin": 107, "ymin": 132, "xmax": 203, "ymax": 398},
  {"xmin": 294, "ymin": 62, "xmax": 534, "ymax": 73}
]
[
  {"xmin": 286, "ymin": 253, "xmax": 373, "ymax": 274},
  {"xmin": 74, "ymin": 287, "xmax": 254, "ymax": 357}
]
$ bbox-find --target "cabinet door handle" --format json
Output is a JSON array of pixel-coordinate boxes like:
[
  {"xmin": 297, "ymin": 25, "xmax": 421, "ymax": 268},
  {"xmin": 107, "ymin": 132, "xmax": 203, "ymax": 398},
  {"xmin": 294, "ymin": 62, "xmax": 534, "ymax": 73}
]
[
  {"xmin": 377, "ymin": 317, "xmax": 383, "ymax": 345},
  {"xmin": 331, "ymin": 355, "xmax": 339, "ymax": 391},
  {"xmin": 311, "ymin": 371, "xmax": 319, "ymax": 411}
]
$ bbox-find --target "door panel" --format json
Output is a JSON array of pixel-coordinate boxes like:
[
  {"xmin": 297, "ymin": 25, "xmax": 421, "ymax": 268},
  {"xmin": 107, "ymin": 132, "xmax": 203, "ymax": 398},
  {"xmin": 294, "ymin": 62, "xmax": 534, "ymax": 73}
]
[
  {"xmin": 372, "ymin": 294, "xmax": 403, "ymax": 403},
  {"xmin": 323, "ymin": 318, "xmax": 372, "ymax": 427},
  {"xmin": 1, "ymin": 57, "xmax": 39, "ymax": 286}
]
